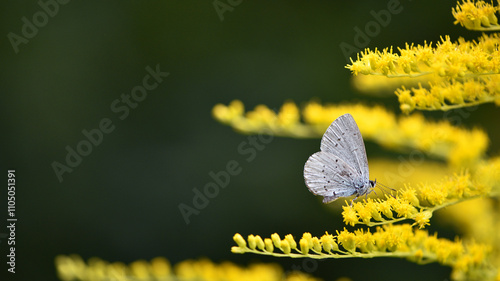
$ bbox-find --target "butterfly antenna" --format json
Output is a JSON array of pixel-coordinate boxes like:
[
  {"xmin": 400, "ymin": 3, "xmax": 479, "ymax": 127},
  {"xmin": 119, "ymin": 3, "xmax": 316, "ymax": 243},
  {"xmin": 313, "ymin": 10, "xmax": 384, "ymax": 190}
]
[{"xmin": 376, "ymin": 181, "xmax": 397, "ymax": 198}]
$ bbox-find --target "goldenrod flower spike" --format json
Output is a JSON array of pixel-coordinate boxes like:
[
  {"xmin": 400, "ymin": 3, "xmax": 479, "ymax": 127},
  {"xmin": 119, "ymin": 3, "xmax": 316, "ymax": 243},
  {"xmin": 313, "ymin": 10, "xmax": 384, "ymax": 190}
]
[
  {"xmin": 55, "ymin": 255, "xmax": 172, "ymax": 281},
  {"xmin": 212, "ymin": 99, "xmax": 315, "ymax": 138},
  {"xmin": 396, "ymin": 76, "xmax": 500, "ymax": 113},
  {"xmin": 341, "ymin": 168, "xmax": 497, "ymax": 228},
  {"xmin": 347, "ymin": 34, "xmax": 500, "ymax": 78},
  {"xmin": 55, "ymin": 254, "xmax": 322, "ymax": 281},
  {"xmin": 232, "ymin": 225, "xmax": 491, "ymax": 279},
  {"xmin": 213, "ymin": 100, "xmax": 488, "ymax": 167},
  {"xmin": 347, "ymin": 33, "xmax": 500, "ymax": 112},
  {"xmin": 453, "ymin": 0, "xmax": 500, "ymax": 31}
]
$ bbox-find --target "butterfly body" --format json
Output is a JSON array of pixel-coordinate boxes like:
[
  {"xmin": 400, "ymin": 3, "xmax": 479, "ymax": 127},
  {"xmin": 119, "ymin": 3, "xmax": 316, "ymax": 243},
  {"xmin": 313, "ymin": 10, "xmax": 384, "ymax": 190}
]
[{"xmin": 304, "ymin": 114, "xmax": 376, "ymax": 203}]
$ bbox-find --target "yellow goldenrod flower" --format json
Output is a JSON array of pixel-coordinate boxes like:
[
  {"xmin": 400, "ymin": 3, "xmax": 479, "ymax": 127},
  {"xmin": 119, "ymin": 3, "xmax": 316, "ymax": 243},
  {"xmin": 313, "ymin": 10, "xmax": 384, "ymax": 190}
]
[
  {"xmin": 55, "ymin": 254, "xmax": 87, "ymax": 281},
  {"xmin": 150, "ymin": 257, "xmax": 169, "ymax": 278},
  {"xmin": 419, "ymin": 182, "xmax": 448, "ymax": 206},
  {"xmin": 346, "ymin": 34, "xmax": 500, "ymax": 113},
  {"xmin": 212, "ymin": 99, "xmax": 244, "ymax": 123},
  {"xmin": 412, "ymin": 211, "xmax": 432, "ymax": 229},
  {"xmin": 340, "ymin": 169, "xmax": 494, "ymax": 228},
  {"xmin": 248, "ymin": 234, "xmax": 257, "ymax": 250},
  {"xmin": 234, "ymin": 233, "xmax": 246, "ymax": 248},
  {"xmin": 255, "ymin": 235, "xmax": 265, "ymax": 250},
  {"xmin": 354, "ymin": 201, "xmax": 372, "ymax": 224},
  {"xmin": 365, "ymin": 199, "xmax": 383, "ymax": 222},
  {"xmin": 400, "ymin": 187, "xmax": 420, "ymax": 206},
  {"xmin": 212, "ymin": 100, "xmax": 314, "ymax": 138},
  {"xmin": 302, "ymin": 232, "xmax": 314, "ymax": 249},
  {"xmin": 396, "ymin": 76, "xmax": 500, "ymax": 113},
  {"xmin": 336, "ymin": 228, "xmax": 357, "ymax": 253},
  {"xmin": 285, "ymin": 234, "xmax": 298, "ymax": 250},
  {"xmin": 453, "ymin": 0, "xmax": 500, "ymax": 31},
  {"xmin": 55, "ymin": 255, "xmax": 322, "ymax": 281},
  {"xmin": 320, "ymin": 232, "xmax": 339, "ymax": 253},
  {"xmin": 265, "ymin": 238, "xmax": 274, "ymax": 253},
  {"xmin": 377, "ymin": 199, "xmax": 394, "ymax": 219},
  {"xmin": 281, "ymin": 240, "xmax": 292, "ymax": 254},
  {"xmin": 342, "ymin": 204, "xmax": 359, "ymax": 226},
  {"xmin": 474, "ymin": 156, "xmax": 500, "ymax": 194},
  {"xmin": 231, "ymin": 224, "xmax": 490, "ymax": 279},
  {"xmin": 300, "ymin": 237, "xmax": 310, "ymax": 255},
  {"xmin": 312, "ymin": 237, "xmax": 322, "ymax": 253},
  {"xmin": 393, "ymin": 200, "xmax": 418, "ymax": 218},
  {"xmin": 130, "ymin": 259, "xmax": 150, "ymax": 279},
  {"xmin": 354, "ymin": 229, "xmax": 376, "ymax": 253},
  {"xmin": 271, "ymin": 233, "xmax": 281, "ymax": 249},
  {"xmin": 212, "ymin": 100, "xmax": 489, "ymax": 166},
  {"xmin": 55, "ymin": 255, "xmax": 172, "ymax": 281}
]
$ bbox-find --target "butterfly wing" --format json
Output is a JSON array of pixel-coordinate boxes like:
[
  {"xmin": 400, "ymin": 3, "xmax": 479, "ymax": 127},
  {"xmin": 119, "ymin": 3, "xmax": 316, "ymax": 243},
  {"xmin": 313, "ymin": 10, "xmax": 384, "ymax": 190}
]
[
  {"xmin": 319, "ymin": 114, "xmax": 369, "ymax": 181},
  {"xmin": 304, "ymin": 151, "xmax": 359, "ymax": 203}
]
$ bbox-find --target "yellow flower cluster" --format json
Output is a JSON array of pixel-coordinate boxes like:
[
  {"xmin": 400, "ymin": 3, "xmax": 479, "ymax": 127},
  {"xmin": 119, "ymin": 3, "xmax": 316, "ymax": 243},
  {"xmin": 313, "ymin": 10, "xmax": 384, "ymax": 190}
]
[
  {"xmin": 342, "ymin": 167, "xmax": 497, "ymax": 228},
  {"xmin": 453, "ymin": 0, "xmax": 500, "ymax": 30},
  {"xmin": 232, "ymin": 224, "xmax": 490, "ymax": 280},
  {"xmin": 346, "ymin": 33, "xmax": 500, "ymax": 113},
  {"xmin": 439, "ymin": 157, "xmax": 500, "ymax": 276},
  {"xmin": 212, "ymin": 100, "xmax": 315, "ymax": 138},
  {"xmin": 342, "ymin": 197, "xmax": 422, "ymax": 228},
  {"xmin": 212, "ymin": 100, "xmax": 489, "ymax": 167},
  {"xmin": 55, "ymin": 255, "xmax": 172, "ymax": 281},
  {"xmin": 474, "ymin": 156, "xmax": 500, "ymax": 193},
  {"xmin": 396, "ymin": 75, "xmax": 500, "ymax": 113},
  {"xmin": 55, "ymin": 254, "xmax": 322, "ymax": 281},
  {"xmin": 346, "ymin": 34, "xmax": 500, "ymax": 79}
]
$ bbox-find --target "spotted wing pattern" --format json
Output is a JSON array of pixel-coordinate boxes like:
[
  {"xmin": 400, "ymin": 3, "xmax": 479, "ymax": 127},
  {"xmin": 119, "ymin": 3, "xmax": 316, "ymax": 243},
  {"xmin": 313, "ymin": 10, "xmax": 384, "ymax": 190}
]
[
  {"xmin": 303, "ymin": 114, "xmax": 370, "ymax": 203},
  {"xmin": 304, "ymin": 151, "xmax": 359, "ymax": 203},
  {"xmin": 319, "ymin": 114, "xmax": 369, "ymax": 181}
]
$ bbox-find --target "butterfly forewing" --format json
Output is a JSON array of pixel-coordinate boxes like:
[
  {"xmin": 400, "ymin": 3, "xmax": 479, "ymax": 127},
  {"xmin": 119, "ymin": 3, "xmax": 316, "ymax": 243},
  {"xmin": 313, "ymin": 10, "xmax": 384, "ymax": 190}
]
[{"xmin": 319, "ymin": 114, "xmax": 369, "ymax": 180}]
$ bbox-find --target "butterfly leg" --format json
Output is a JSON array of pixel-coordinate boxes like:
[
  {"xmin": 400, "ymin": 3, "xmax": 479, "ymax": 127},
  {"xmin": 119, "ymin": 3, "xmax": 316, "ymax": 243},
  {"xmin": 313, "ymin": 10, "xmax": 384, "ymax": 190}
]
[{"xmin": 349, "ymin": 194, "xmax": 360, "ymax": 207}]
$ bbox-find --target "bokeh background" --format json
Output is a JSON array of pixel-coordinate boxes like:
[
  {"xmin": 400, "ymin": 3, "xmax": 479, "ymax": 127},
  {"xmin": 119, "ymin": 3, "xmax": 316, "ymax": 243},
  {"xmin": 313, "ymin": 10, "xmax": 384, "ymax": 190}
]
[{"xmin": 1, "ymin": 0, "xmax": 498, "ymax": 280}]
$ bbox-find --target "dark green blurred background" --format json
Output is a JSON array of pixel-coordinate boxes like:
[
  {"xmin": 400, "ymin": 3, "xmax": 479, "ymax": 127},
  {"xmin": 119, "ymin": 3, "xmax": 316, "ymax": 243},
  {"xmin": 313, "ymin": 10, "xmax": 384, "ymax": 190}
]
[{"xmin": 1, "ymin": 1, "xmax": 497, "ymax": 280}]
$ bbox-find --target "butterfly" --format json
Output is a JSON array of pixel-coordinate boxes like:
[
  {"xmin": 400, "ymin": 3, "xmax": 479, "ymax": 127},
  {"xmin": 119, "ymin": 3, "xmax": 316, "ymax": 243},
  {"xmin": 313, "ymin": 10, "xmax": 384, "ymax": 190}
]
[{"xmin": 303, "ymin": 113, "xmax": 376, "ymax": 203}]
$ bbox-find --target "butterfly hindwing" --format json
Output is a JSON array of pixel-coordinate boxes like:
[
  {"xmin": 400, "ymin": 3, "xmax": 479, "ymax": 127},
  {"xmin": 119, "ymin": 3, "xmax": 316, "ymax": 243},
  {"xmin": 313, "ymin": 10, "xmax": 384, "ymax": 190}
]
[{"xmin": 304, "ymin": 151, "xmax": 359, "ymax": 203}]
